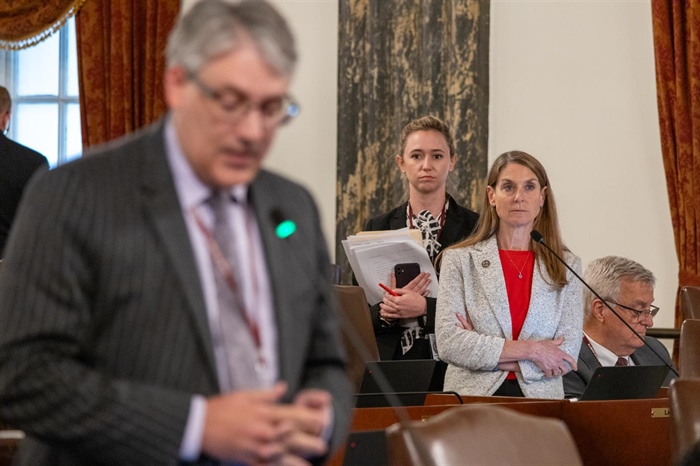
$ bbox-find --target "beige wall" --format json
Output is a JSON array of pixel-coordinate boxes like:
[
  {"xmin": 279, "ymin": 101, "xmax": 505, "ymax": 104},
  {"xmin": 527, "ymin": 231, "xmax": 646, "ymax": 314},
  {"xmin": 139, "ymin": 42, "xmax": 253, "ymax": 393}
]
[
  {"xmin": 489, "ymin": 0, "xmax": 678, "ymax": 334},
  {"xmin": 182, "ymin": 0, "xmax": 679, "ymax": 334},
  {"xmin": 180, "ymin": 0, "xmax": 339, "ymax": 256},
  {"xmin": 266, "ymin": 0, "xmax": 339, "ymax": 258}
]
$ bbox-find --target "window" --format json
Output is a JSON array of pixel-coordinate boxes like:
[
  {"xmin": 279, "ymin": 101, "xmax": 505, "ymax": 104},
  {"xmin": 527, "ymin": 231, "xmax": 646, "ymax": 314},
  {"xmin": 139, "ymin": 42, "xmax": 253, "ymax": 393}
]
[{"xmin": 0, "ymin": 18, "xmax": 81, "ymax": 168}]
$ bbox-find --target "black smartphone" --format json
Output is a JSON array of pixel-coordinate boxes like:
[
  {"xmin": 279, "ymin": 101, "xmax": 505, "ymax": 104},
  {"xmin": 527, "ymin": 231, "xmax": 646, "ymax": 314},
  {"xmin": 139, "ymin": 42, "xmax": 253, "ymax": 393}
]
[{"xmin": 394, "ymin": 262, "xmax": 421, "ymax": 288}]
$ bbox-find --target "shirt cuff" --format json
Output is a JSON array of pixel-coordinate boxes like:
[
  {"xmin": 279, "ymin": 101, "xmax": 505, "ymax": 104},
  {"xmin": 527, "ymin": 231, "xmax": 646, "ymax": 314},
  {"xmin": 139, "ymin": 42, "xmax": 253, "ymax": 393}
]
[
  {"xmin": 321, "ymin": 406, "xmax": 335, "ymax": 443},
  {"xmin": 179, "ymin": 395, "xmax": 207, "ymax": 461}
]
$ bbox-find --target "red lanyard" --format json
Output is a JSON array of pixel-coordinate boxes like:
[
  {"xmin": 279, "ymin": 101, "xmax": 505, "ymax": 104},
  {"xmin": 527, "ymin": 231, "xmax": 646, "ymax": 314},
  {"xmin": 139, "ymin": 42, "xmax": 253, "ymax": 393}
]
[
  {"xmin": 191, "ymin": 205, "xmax": 263, "ymax": 360},
  {"xmin": 582, "ymin": 335, "xmax": 600, "ymax": 365}
]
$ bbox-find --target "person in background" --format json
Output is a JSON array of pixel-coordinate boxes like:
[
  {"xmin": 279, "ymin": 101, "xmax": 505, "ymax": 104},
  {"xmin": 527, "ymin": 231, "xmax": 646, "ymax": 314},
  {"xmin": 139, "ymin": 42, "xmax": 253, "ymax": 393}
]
[
  {"xmin": 0, "ymin": 85, "xmax": 48, "ymax": 257},
  {"xmin": 363, "ymin": 115, "xmax": 479, "ymax": 390},
  {"xmin": 436, "ymin": 150, "xmax": 582, "ymax": 398},
  {"xmin": 0, "ymin": 1, "xmax": 351, "ymax": 465},
  {"xmin": 563, "ymin": 255, "xmax": 676, "ymax": 399}
]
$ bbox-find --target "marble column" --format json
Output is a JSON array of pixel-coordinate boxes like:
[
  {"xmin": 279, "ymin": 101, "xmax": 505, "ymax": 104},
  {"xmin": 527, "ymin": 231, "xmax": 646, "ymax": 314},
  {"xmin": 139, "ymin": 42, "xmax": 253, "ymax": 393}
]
[{"xmin": 337, "ymin": 0, "xmax": 490, "ymax": 282}]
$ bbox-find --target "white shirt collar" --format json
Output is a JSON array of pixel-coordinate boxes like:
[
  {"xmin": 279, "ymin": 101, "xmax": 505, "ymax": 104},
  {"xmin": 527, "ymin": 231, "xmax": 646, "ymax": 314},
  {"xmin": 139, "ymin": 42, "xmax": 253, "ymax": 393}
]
[{"xmin": 584, "ymin": 331, "xmax": 630, "ymax": 366}]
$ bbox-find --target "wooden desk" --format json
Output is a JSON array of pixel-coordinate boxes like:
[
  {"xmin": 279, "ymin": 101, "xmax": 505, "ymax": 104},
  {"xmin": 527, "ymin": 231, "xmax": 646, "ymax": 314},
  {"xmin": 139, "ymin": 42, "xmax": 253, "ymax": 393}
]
[
  {"xmin": 0, "ymin": 431, "xmax": 23, "ymax": 466},
  {"xmin": 330, "ymin": 396, "xmax": 671, "ymax": 466},
  {"xmin": 563, "ymin": 398, "xmax": 670, "ymax": 466},
  {"xmin": 330, "ymin": 396, "xmax": 562, "ymax": 466}
]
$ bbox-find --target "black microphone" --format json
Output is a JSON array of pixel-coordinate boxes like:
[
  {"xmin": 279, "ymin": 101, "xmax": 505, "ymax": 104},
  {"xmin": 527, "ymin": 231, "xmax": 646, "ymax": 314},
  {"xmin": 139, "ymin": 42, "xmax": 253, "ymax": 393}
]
[
  {"xmin": 270, "ymin": 206, "xmax": 436, "ymax": 466},
  {"xmin": 530, "ymin": 230, "xmax": 679, "ymax": 377}
]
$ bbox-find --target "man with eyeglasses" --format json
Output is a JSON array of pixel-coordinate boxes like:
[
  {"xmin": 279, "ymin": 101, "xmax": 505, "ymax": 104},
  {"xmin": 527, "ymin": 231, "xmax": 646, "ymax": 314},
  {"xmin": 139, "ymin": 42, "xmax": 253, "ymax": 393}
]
[
  {"xmin": 0, "ymin": 1, "xmax": 351, "ymax": 465},
  {"xmin": 0, "ymin": 85, "xmax": 48, "ymax": 258},
  {"xmin": 563, "ymin": 255, "xmax": 676, "ymax": 399}
]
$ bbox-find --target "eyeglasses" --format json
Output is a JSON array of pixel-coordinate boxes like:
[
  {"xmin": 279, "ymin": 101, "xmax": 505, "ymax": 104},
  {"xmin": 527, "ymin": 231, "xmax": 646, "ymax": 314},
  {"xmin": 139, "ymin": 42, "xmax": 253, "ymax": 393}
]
[
  {"xmin": 604, "ymin": 300, "xmax": 660, "ymax": 322},
  {"xmin": 188, "ymin": 71, "xmax": 300, "ymax": 127}
]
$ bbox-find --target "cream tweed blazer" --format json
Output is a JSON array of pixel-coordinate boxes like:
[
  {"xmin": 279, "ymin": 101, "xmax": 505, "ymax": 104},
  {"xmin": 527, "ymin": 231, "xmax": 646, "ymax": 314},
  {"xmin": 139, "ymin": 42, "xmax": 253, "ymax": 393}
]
[{"xmin": 436, "ymin": 235, "xmax": 583, "ymax": 399}]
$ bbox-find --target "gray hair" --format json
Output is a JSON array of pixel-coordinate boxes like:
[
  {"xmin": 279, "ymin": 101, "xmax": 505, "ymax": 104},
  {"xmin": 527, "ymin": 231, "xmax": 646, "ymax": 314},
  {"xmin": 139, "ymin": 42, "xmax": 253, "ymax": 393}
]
[
  {"xmin": 166, "ymin": 0, "xmax": 296, "ymax": 77},
  {"xmin": 583, "ymin": 256, "xmax": 656, "ymax": 319}
]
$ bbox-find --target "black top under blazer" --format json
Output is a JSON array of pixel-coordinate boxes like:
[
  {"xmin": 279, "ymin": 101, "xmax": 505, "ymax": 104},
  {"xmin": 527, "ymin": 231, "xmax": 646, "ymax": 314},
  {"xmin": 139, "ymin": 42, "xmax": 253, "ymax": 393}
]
[
  {"xmin": 363, "ymin": 197, "xmax": 479, "ymax": 361},
  {"xmin": 0, "ymin": 119, "xmax": 352, "ymax": 466}
]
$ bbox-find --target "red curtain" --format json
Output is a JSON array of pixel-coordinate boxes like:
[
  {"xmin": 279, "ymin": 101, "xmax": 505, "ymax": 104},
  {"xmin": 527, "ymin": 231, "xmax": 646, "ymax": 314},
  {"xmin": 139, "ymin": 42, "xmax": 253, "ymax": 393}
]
[
  {"xmin": 651, "ymin": 1, "xmax": 700, "ymax": 333},
  {"xmin": 75, "ymin": 0, "xmax": 179, "ymax": 148}
]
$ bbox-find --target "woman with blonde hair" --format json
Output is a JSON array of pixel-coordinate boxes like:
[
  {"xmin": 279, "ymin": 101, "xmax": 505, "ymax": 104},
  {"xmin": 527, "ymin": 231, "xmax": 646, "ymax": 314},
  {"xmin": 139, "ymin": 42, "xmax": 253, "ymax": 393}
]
[
  {"xmin": 435, "ymin": 150, "xmax": 582, "ymax": 398},
  {"xmin": 364, "ymin": 115, "xmax": 478, "ymax": 389}
]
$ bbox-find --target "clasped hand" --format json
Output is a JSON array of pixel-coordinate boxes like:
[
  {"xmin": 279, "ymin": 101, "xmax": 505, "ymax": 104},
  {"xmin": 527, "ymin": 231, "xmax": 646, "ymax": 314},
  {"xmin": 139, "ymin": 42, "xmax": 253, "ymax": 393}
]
[
  {"xmin": 202, "ymin": 382, "xmax": 332, "ymax": 465},
  {"xmin": 378, "ymin": 272, "xmax": 430, "ymax": 322},
  {"xmin": 529, "ymin": 337, "xmax": 578, "ymax": 378},
  {"xmin": 454, "ymin": 313, "xmax": 577, "ymax": 377}
]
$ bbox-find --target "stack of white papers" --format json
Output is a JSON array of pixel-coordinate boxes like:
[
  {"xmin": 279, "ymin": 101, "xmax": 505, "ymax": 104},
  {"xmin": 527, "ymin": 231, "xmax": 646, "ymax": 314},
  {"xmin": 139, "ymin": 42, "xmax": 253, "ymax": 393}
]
[{"xmin": 342, "ymin": 228, "xmax": 439, "ymax": 304}]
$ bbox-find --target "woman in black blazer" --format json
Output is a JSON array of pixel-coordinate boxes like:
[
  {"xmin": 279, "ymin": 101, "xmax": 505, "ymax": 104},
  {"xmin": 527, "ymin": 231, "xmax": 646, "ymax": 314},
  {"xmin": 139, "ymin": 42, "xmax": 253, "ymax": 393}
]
[{"xmin": 364, "ymin": 115, "xmax": 478, "ymax": 389}]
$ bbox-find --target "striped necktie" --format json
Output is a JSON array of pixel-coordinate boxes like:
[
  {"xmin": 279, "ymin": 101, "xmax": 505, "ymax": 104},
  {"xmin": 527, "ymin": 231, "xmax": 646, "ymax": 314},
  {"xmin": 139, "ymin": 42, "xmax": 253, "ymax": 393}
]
[{"xmin": 208, "ymin": 191, "xmax": 262, "ymax": 391}]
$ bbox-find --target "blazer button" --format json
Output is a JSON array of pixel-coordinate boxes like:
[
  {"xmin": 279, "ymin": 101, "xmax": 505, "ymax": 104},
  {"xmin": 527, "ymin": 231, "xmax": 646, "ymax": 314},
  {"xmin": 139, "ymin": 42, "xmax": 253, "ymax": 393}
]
[{"xmin": 482, "ymin": 260, "xmax": 490, "ymax": 268}]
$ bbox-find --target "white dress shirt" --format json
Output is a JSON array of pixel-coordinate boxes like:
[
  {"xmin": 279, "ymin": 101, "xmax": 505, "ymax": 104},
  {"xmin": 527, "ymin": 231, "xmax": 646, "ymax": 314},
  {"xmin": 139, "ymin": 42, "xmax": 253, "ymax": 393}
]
[
  {"xmin": 164, "ymin": 118, "xmax": 278, "ymax": 460},
  {"xmin": 583, "ymin": 332, "xmax": 635, "ymax": 367}
]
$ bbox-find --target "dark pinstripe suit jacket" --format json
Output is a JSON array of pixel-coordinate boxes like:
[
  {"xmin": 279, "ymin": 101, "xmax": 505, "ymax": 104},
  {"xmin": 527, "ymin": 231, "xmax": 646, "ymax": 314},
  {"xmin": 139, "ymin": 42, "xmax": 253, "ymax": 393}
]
[{"xmin": 0, "ymin": 119, "xmax": 351, "ymax": 465}]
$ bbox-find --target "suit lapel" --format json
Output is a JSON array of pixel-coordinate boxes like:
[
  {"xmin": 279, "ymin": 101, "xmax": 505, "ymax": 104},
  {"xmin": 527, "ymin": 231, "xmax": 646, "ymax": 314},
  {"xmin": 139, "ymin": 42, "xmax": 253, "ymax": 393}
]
[
  {"xmin": 440, "ymin": 198, "xmax": 468, "ymax": 247},
  {"xmin": 630, "ymin": 344, "xmax": 653, "ymax": 366},
  {"xmin": 578, "ymin": 341, "xmax": 601, "ymax": 373},
  {"xmin": 388, "ymin": 203, "xmax": 408, "ymax": 230},
  {"xmin": 473, "ymin": 236, "xmax": 512, "ymax": 338},
  {"xmin": 139, "ymin": 121, "xmax": 218, "ymax": 385},
  {"xmin": 248, "ymin": 173, "xmax": 296, "ymax": 380}
]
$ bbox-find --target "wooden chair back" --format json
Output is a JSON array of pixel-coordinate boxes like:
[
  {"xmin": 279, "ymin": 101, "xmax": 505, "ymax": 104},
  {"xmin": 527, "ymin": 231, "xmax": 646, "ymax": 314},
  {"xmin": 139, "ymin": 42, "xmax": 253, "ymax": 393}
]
[
  {"xmin": 333, "ymin": 285, "xmax": 379, "ymax": 392},
  {"xmin": 670, "ymin": 379, "xmax": 700, "ymax": 464},
  {"xmin": 680, "ymin": 286, "xmax": 700, "ymax": 320},
  {"xmin": 680, "ymin": 319, "xmax": 700, "ymax": 378},
  {"xmin": 386, "ymin": 404, "xmax": 582, "ymax": 466}
]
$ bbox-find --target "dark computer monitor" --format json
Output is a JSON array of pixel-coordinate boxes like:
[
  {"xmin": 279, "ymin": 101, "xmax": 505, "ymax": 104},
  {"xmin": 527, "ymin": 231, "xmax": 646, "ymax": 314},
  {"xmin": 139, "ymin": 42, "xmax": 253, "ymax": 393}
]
[
  {"xmin": 353, "ymin": 391, "xmax": 429, "ymax": 408},
  {"xmin": 578, "ymin": 365, "xmax": 670, "ymax": 401},
  {"xmin": 355, "ymin": 360, "xmax": 439, "ymax": 408},
  {"xmin": 342, "ymin": 430, "xmax": 387, "ymax": 466},
  {"xmin": 358, "ymin": 360, "xmax": 437, "ymax": 394}
]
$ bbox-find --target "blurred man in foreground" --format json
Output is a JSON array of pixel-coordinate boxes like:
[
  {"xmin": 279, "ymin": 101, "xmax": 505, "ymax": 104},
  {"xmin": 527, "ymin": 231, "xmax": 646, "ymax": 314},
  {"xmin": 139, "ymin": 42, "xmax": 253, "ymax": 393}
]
[{"xmin": 0, "ymin": 1, "xmax": 351, "ymax": 464}]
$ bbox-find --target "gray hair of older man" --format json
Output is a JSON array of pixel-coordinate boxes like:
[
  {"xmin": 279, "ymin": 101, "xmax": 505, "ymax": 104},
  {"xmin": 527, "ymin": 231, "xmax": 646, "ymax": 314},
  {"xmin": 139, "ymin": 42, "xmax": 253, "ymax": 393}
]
[
  {"xmin": 582, "ymin": 255, "xmax": 656, "ymax": 320},
  {"xmin": 166, "ymin": 0, "xmax": 296, "ymax": 77}
]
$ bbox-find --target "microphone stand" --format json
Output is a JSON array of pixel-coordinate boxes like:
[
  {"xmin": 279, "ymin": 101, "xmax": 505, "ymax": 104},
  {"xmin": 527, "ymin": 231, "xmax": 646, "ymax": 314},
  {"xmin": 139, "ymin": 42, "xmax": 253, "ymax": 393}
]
[
  {"xmin": 270, "ymin": 208, "xmax": 437, "ymax": 466},
  {"xmin": 530, "ymin": 230, "xmax": 678, "ymax": 377},
  {"xmin": 333, "ymin": 302, "xmax": 437, "ymax": 466}
]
